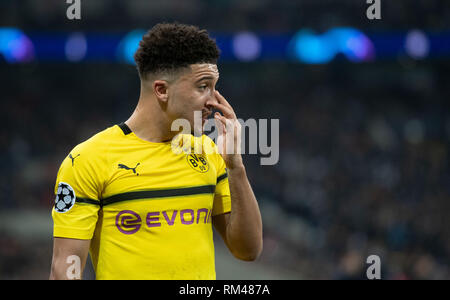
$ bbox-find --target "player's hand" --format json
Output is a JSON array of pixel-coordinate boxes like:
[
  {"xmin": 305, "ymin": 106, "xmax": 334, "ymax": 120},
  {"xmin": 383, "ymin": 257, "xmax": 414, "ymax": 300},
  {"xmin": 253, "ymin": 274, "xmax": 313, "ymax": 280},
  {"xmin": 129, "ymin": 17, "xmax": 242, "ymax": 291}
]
[{"xmin": 206, "ymin": 90, "xmax": 243, "ymax": 170}]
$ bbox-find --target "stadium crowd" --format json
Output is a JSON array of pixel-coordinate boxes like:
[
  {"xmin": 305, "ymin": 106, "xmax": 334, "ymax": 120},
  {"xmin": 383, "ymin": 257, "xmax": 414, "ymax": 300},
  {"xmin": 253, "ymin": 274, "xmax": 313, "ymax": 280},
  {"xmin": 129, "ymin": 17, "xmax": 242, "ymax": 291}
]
[
  {"xmin": 1, "ymin": 0, "xmax": 449, "ymax": 32},
  {"xmin": 1, "ymin": 59, "xmax": 449, "ymax": 279},
  {"xmin": 1, "ymin": 0, "xmax": 450, "ymax": 279}
]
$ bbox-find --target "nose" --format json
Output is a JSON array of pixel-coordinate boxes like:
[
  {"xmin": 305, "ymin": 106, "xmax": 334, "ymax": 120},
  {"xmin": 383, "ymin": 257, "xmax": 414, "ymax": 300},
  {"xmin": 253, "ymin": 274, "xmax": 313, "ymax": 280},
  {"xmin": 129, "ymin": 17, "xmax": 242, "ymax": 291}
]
[{"xmin": 205, "ymin": 90, "xmax": 218, "ymax": 108}]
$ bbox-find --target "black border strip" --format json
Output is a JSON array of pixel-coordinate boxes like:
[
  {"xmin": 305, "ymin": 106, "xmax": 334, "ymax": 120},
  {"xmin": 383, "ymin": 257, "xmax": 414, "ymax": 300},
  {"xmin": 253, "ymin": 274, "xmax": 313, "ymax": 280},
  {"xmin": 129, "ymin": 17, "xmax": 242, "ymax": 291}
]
[
  {"xmin": 217, "ymin": 172, "xmax": 228, "ymax": 183},
  {"xmin": 118, "ymin": 122, "xmax": 132, "ymax": 135},
  {"xmin": 102, "ymin": 185, "xmax": 216, "ymax": 207},
  {"xmin": 76, "ymin": 197, "xmax": 101, "ymax": 206}
]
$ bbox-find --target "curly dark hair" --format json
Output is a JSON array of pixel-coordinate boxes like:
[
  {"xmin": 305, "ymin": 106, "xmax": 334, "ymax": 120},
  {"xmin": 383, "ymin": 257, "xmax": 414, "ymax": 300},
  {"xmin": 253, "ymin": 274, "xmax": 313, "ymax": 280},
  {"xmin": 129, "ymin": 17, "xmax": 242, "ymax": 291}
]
[{"xmin": 134, "ymin": 23, "xmax": 220, "ymax": 80}]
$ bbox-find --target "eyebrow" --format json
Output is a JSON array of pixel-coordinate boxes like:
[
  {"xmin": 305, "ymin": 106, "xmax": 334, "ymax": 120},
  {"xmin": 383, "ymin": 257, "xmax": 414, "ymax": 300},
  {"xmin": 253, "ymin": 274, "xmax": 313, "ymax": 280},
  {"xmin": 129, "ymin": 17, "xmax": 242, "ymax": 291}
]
[{"xmin": 195, "ymin": 76, "xmax": 218, "ymax": 83}]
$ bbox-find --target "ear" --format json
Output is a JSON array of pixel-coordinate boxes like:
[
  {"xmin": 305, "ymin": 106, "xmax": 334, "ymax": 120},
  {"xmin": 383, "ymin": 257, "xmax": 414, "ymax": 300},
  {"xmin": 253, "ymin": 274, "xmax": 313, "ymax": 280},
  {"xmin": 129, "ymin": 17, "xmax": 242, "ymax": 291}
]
[{"xmin": 153, "ymin": 80, "xmax": 169, "ymax": 102}]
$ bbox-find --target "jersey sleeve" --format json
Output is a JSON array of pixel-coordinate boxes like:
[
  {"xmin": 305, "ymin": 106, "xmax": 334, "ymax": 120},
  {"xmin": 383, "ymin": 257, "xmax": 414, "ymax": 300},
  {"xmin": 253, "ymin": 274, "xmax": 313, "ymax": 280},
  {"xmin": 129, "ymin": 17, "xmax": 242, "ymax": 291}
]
[
  {"xmin": 203, "ymin": 135, "xmax": 231, "ymax": 216},
  {"xmin": 212, "ymin": 155, "xmax": 231, "ymax": 216},
  {"xmin": 52, "ymin": 140, "xmax": 107, "ymax": 240}
]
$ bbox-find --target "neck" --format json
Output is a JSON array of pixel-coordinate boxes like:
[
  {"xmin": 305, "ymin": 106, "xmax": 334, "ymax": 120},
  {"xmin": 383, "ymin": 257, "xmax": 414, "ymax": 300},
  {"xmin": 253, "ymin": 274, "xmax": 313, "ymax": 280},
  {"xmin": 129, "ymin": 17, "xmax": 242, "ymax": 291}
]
[{"xmin": 125, "ymin": 96, "xmax": 179, "ymax": 143}]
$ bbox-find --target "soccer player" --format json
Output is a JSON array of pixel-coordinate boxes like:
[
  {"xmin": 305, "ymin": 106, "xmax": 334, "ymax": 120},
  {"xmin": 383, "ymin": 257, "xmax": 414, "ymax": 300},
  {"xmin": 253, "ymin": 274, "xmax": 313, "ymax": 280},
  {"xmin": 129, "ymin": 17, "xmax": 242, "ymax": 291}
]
[{"xmin": 49, "ymin": 23, "xmax": 263, "ymax": 280}]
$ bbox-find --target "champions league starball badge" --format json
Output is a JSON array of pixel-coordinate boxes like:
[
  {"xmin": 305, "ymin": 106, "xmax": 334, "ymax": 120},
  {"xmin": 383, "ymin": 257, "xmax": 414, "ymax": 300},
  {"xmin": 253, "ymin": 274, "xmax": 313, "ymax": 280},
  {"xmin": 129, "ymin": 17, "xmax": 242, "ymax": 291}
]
[{"xmin": 54, "ymin": 182, "xmax": 76, "ymax": 213}]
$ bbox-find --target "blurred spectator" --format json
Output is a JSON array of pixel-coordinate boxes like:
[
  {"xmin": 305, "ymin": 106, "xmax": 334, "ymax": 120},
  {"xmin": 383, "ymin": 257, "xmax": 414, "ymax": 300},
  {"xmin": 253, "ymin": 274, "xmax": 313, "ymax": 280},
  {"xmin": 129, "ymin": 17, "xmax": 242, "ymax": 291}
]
[{"xmin": 4, "ymin": 59, "xmax": 449, "ymax": 279}]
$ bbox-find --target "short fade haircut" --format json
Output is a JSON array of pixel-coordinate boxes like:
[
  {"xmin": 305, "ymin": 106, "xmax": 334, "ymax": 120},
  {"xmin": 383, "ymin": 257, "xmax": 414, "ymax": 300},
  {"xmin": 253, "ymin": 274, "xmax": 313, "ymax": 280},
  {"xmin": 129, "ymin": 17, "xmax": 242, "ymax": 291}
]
[{"xmin": 134, "ymin": 23, "xmax": 220, "ymax": 80}]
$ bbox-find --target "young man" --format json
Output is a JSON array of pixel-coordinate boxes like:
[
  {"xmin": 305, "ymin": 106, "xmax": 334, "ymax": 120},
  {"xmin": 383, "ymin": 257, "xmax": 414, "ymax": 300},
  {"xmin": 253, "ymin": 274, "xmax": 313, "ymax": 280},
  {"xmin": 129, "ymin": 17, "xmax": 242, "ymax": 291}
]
[{"xmin": 49, "ymin": 23, "xmax": 263, "ymax": 280}]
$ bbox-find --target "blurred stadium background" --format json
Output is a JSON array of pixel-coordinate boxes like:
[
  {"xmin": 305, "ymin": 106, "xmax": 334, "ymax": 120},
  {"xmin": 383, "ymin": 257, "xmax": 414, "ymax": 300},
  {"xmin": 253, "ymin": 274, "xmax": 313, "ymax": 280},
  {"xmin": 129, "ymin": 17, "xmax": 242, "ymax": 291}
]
[{"xmin": 1, "ymin": 0, "xmax": 450, "ymax": 279}]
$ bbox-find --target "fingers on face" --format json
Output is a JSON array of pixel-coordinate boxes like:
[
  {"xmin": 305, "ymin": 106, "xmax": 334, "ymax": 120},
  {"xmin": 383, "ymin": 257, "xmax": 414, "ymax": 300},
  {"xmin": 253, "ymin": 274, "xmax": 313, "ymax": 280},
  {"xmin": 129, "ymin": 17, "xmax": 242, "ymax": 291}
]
[
  {"xmin": 214, "ymin": 115, "xmax": 227, "ymax": 133},
  {"xmin": 214, "ymin": 112, "xmax": 226, "ymax": 134},
  {"xmin": 215, "ymin": 112, "xmax": 241, "ymax": 135},
  {"xmin": 211, "ymin": 103, "xmax": 232, "ymax": 118},
  {"xmin": 213, "ymin": 91, "xmax": 236, "ymax": 118}
]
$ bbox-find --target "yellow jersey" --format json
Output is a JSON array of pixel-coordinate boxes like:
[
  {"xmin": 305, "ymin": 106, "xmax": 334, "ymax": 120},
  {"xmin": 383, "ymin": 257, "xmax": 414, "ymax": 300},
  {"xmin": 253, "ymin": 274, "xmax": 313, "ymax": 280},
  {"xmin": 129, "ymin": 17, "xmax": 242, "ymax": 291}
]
[{"xmin": 52, "ymin": 123, "xmax": 231, "ymax": 279}]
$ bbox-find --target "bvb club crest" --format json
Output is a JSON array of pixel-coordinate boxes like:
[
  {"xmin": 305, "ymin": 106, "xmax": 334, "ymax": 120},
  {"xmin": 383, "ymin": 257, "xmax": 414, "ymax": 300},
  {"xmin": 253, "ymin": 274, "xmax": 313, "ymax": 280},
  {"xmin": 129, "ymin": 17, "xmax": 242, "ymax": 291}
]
[{"xmin": 186, "ymin": 153, "xmax": 209, "ymax": 173}]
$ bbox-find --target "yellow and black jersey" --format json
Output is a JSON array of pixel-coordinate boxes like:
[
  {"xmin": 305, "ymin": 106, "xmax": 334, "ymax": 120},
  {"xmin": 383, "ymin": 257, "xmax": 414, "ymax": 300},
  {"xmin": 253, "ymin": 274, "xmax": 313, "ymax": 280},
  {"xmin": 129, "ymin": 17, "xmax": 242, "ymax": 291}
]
[{"xmin": 52, "ymin": 123, "xmax": 231, "ymax": 279}]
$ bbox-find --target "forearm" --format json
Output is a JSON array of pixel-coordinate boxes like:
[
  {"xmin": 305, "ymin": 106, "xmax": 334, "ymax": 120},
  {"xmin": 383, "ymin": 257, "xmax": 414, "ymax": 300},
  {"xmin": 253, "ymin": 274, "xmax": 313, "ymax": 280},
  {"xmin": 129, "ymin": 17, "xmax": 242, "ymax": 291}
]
[
  {"xmin": 49, "ymin": 237, "xmax": 90, "ymax": 280},
  {"xmin": 50, "ymin": 258, "xmax": 83, "ymax": 280},
  {"xmin": 226, "ymin": 164, "xmax": 263, "ymax": 261}
]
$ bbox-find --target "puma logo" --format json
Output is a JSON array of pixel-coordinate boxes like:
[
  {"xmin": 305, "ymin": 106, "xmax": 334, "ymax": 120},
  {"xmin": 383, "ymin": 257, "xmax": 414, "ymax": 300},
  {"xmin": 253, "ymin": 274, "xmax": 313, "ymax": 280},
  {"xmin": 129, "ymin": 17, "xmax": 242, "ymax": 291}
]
[
  {"xmin": 118, "ymin": 163, "xmax": 140, "ymax": 176},
  {"xmin": 69, "ymin": 153, "xmax": 80, "ymax": 166}
]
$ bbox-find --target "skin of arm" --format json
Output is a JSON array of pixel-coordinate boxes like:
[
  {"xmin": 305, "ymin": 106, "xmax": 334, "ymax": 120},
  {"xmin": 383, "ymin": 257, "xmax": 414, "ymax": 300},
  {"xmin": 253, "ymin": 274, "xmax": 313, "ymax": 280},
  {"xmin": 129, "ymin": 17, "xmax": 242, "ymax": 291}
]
[
  {"xmin": 49, "ymin": 237, "xmax": 90, "ymax": 280},
  {"xmin": 210, "ymin": 90, "xmax": 263, "ymax": 261}
]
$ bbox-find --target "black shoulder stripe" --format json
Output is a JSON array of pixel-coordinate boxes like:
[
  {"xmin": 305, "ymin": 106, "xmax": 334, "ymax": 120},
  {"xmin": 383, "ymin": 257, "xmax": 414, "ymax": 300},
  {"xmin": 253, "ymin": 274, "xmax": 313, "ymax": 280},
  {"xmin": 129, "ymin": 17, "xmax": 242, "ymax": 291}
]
[
  {"xmin": 101, "ymin": 185, "xmax": 216, "ymax": 207},
  {"xmin": 118, "ymin": 122, "xmax": 132, "ymax": 135},
  {"xmin": 76, "ymin": 197, "xmax": 101, "ymax": 206},
  {"xmin": 217, "ymin": 172, "xmax": 228, "ymax": 183}
]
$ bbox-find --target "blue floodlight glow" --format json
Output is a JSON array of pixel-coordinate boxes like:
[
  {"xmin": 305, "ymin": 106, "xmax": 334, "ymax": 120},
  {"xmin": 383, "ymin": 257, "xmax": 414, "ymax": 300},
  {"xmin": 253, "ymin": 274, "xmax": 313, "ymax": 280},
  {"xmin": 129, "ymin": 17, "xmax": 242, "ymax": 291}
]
[
  {"xmin": 290, "ymin": 29, "xmax": 335, "ymax": 64},
  {"xmin": 405, "ymin": 30, "xmax": 429, "ymax": 59},
  {"xmin": 0, "ymin": 27, "xmax": 35, "ymax": 63},
  {"xmin": 65, "ymin": 32, "xmax": 87, "ymax": 62},
  {"xmin": 2, "ymin": 28, "xmax": 448, "ymax": 64},
  {"xmin": 232, "ymin": 31, "xmax": 262, "ymax": 61},
  {"xmin": 116, "ymin": 30, "xmax": 146, "ymax": 64},
  {"xmin": 290, "ymin": 27, "xmax": 375, "ymax": 64},
  {"xmin": 326, "ymin": 27, "xmax": 375, "ymax": 62}
]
